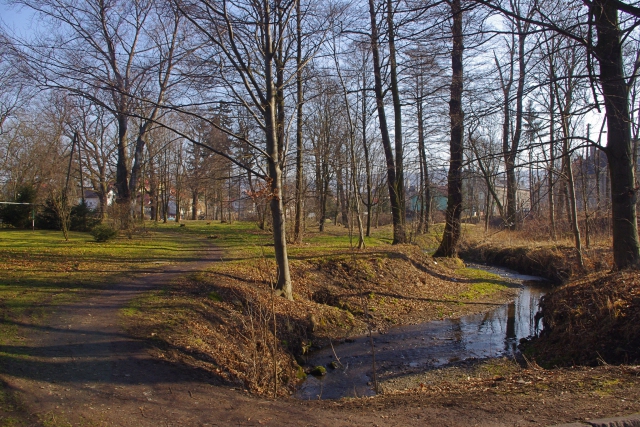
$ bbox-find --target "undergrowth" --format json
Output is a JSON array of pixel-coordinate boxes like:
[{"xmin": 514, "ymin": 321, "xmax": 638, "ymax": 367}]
[
  {"xmin": 523, "ymin": 270, "xmax": 640, "ymax": 367},
  {"xmin": 457, "ymin": 223, "xmax": 613, "ymax": 284}
]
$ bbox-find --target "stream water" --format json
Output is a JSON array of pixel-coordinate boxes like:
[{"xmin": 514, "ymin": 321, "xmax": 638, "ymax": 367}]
[{"xmin": 295, "ymin": 264, "xmax": 548, "ymax": 400}]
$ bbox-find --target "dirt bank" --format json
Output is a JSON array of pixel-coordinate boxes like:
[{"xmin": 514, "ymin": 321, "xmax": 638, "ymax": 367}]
[
  {"xmin": 123, "ymin": 245, "xmax": 519, "ymax": 395},
  {"xmin": 523, "ymin": 269, "xmax": 640, "ymax": 367},
  {"xmin": 458, "ymin": 237, "xmax": 612, "ymax": 284}
]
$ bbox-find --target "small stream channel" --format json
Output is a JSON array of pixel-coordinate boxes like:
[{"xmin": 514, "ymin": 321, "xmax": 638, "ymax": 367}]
[{"xmin": 295, "ymin": 264, "xmax": 548, "ymax": 400}]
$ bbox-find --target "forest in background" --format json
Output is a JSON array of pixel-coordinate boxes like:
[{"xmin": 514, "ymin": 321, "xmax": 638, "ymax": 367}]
[{"xmin": 1, "ymin": 0, "xmax": 640, "ymax": 297}]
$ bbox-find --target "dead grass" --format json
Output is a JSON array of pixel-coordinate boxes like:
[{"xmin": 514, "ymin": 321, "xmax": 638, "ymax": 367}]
[
  {"xmin": 458, "ymin": 222, "xmax": 613, "ymax": 283},
  {"xmin": 379, "ymin": 357, "xmax": 640, "ymax": 398},
  {"xmin": 524, "ymin": 270, "xmax": 640, "ymax": 367},
  {"xmin": 123, "ymin": 223, "xmax": 518, "ymax": 396}
]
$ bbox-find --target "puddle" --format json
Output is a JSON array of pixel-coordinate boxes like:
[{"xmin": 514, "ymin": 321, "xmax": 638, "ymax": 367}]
[{"xmin": 295, "ymin": 263, "xmax": 547, "ymax": 400}]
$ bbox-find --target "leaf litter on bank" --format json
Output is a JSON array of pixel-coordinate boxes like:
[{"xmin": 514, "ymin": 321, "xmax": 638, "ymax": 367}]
[
  {"xmin": 122, "ymin": 244, "xmax": 517, "ymax": 396},
  {"xmin": 524, "ymin": 270, "xmax": 640, "ymax": 366}
]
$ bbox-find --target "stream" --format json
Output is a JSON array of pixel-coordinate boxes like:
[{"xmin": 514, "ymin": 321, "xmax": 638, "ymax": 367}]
[{"xmin": 295, "ymin": 264, "xmax": 548, "ymax": 400}]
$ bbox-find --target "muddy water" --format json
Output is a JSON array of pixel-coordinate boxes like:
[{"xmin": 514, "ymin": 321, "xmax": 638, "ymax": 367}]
[{"xmin": 296, "ymin": 264, "xmax": 547, "ymax": 400}]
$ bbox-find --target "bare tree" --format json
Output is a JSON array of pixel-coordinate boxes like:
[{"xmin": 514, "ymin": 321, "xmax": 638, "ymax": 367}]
[
  {"xmin": 473, "ymin": 0, "xmax": 640, "ymax": 269},
  {"xmin": 177, "ymin": 0, "xmax": 328, "ymax": 299},
  {"xmin": 367, "ymin": 0, "xmax": 407, "ymax": 244},
  {"xmin": 9, "ymin": 0, "xmax": 145, "ymax": 222},
  {"xmin": 434, "ymin": 0, "xmax": 465, "ymax": 257}
]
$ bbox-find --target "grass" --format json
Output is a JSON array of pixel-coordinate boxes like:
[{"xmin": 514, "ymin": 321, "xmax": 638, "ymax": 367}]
[
  {"xmin": 0, "ymin": 226, "xmax": 211, "ymax": 340},
  {"xmin": 0, "ymin": 223, "xmax": 216, "ymax": 420},
  {"xmin": 440, "ymin": 267, "xmax": 510, "ymax": 302}
]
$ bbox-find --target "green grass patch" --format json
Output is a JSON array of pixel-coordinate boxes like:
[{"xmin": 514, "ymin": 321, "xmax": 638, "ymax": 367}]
[
  {"xmin": 207, "ymin": 291, "xmax": 222, "ymax": 302},
  {"xmin": 0, "ymin": 225, "xmax": 215, "ymax": 346},
  {"xmin": 453, "ymin": 268, "xmax": 509, "ymax": 301},
  {"xmin": 458, "ymin": 283, "xmax": 507, "ymax": 300},
  {"xmin": 457, "ymin": 267, "xmax": 502, "ymax": 281}
]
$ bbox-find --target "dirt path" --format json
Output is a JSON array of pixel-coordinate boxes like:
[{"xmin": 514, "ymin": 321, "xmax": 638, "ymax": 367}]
[
  {"xmin": 2, "ymin": 244, "xmax": 640, "ymax": 426},
  {"xmin": 0, "ymin": 245, "xmax": 387, "ymax": 426}
]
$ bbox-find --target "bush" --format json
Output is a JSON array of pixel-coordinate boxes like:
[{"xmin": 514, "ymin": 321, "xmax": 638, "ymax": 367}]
[
  {"xmin": 36, "ymin": 198, "xmax": 60, "ymax": 230},
  {"xmin": 37, "ymin": 199, "xmax": 99, "ymax": 232},
  {"xmin": 91, "ymin": 224, "xmax": 118, "ymax": 242},
  {"xmin": 70, "ymin": 201, "xmax": 100, "ymax": 232}
]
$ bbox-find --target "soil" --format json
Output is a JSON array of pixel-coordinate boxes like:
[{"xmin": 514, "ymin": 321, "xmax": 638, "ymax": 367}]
[{"xmin": 2, "ymin": 244, "xmax": 640, "ymax": 426}]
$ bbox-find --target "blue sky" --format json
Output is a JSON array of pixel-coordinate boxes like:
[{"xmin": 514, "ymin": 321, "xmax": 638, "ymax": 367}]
[{"xmin": 1, "ymin": 2, "xmax": 35, "ymax": 35}]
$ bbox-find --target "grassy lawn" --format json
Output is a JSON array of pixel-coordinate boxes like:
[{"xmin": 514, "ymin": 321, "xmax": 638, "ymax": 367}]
[
  {"xmin": 0, "ymin": 220, "xmax": 396, "ymax": 336},
  {"xmin": 0, "ymin": 224, "xmax": 214, "ymax": 342}
]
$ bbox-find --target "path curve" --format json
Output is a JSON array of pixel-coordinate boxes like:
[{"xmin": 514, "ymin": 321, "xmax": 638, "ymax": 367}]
[{"xmin": 0, "ymin": 244, "xmax": 327, "ymax": 426}]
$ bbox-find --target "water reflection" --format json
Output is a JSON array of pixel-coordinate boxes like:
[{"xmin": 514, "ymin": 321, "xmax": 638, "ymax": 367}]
[{"xmin": 296, "ymin": 266, "xmax": 547, "ymax": 400}]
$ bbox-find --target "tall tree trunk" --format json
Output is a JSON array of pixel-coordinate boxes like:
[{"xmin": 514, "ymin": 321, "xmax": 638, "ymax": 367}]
[
  {"xmin": 293, "ymin": 0, "xmax": 304, "ymax": 244},
  {"xmin": 129, "ymin": 124, "xmax": 149, "ymax": 202},
  {"xmin": 548, "ymin": 54, "xmax": 557, "ymax": 240},
  {"xmin": 314, "ymin": 136, "xmax": 329, "ymax": 232},
  {"xmin": 593, "ymin": 0, "xmax": 640, "ymax": 269},
  {"xmin": 368, "ymin": 0, "xmax": 405, "ymax": 244},
  {"xmin": 417, "ymin": 93, "xmax": 425, "ymax": 234},
  {"xmin": 362, "ymin": 73, "xmax": 373, "ymax": 237},
  {"xmin": 264, "ymin": 5, "xmax": 292, "ymax": 299},
  {"xmin": 508, "ymin": 24, "xmax": 527, "ymax": 229},
  {"xmin": 434, "ymin": 0, "xmax": 464, "ymax": 258},
  {"xmin": 192, "ymin": 190, "xmax": 198, "ymax": 220},
  {"xmin": 115, "ymin": 112, "xmax": 131, "ymax": 207},
  {"xmin": 497, "ymin": 41, "xmax": 515, "ymax": 229},
  {"xmin": 565, "ymin": 149, "xmax": 584, "ymax": 268},
  {"xmin": 503, "ymin": 21, "xmax": 528, "ymax": 230},
  {"xmin": 424, "ymin": 167, "xmax": 432, "ymax": 233},
  {"xmin": 337, "ymin": 165, "xmax": 349, "ymax": 227},
  {"xmin": 386, "ymin": 0, "xmax": 406, "ymax": 242}
]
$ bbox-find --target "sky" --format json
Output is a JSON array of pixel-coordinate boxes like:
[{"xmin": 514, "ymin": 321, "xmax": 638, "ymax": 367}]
[
  {"xmin": 1, "ymin": 2, "xmax": 35, "ymax": 35},
  {"xmin": 0, "ymin": 0, "xmax": 609, "ymax": 150}
]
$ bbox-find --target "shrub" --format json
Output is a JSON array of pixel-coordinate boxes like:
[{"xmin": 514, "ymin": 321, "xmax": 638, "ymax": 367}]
[
  {"xmin": 91, "ymin": 224, "xmax": 118, "ymax": 242},
  {"xmin": 37, "ymin": 199, "xmax": 100, "ymax": 232},
  {"xmin": 70, "ymin": 201, "xmax": 99, "ymax": 232},
  {"xmin": 36, "ymin": 198, "xmax": 60, "ymax": 230}
]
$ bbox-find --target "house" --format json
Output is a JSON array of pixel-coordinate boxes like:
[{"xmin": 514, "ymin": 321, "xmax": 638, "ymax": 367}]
[{"xmin": 79, "ymin": 189, "xmax": 115, "ymax": 211}]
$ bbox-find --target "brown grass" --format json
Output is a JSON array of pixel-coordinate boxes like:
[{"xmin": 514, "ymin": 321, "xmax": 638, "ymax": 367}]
[
  {"xmin": 458, "ymin": 221, "xmax": 613, "ymax": 283},
  {"xmin": 123, "ymin": 243, "xmax": 518, "ymax": 396},
  {"xmin": 523, "ymin": 270, "xmax": 640, "ymax": 367}
]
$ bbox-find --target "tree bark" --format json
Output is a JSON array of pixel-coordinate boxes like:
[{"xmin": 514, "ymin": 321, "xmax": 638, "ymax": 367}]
[
  {"xmin": 548, "ymin": 50, "xmax": 557, "ymax": 240},
  {"xmin": 368, "ymin": 0, "xmax": 406, "ymax": 244},
  {"xmin": 434, "ymin": 0, "xmax": 464, "ymax": 258},
  {"xmin": 386, "ymin": 0, "xmax": 407, "ymax": 242},
  {"xmin": 361, "ymin": 64, "xmax": 373, "ymax": 237},
  {"xmin": 337, "ymin": 165, "xmax": 349, "ymax": 227},
  {"xmin": 115, "ymin": 112, "xmax": 131, "ymax": 206},
  {"xmin": 593, "ymin": 0, "xmax": 640, "ymax": 269},
  {"xmin": 264, "ymin": 2, "xmax": 292, "ymax": 299},
  {"xmin": 507, "ymin": 21, "xmax": 527, "ymax": 229},
  {"xmin": 293, "ymin": 0, "xmax": 304, "ymax": 243}
]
